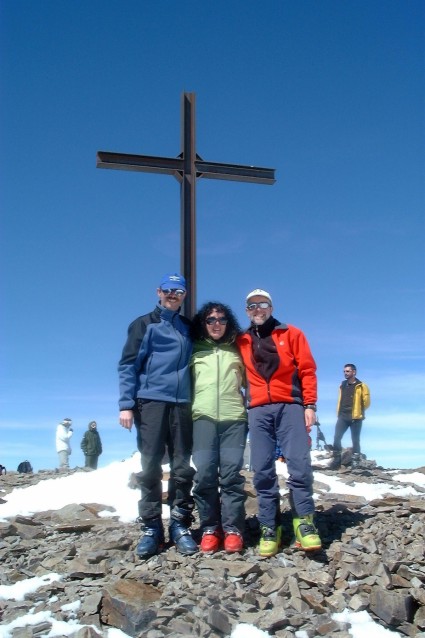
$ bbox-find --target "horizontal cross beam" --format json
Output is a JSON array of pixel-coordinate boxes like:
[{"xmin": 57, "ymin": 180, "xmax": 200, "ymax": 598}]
[
  {"xmin": 96, "ymin": 151, "xmax": 275, "ymax": 185},
  {"xmin": 195, "ymin": 159, "xmax": 275, "ymax": 184}
]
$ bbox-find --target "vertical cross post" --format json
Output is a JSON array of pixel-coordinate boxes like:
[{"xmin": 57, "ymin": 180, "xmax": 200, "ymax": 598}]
[{"xmin": 181, "ymin": 93, "xmax": 196, "ymax": 317}]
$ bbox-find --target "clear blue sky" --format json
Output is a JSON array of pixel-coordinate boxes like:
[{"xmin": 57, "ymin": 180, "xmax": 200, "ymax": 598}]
[{"xmin": 1, "ymin": 0, "xmax": 424, "ymax": 471}]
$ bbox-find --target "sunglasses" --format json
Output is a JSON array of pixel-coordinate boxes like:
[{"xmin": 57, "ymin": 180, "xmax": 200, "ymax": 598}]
[
  {"xmin": 161, "ymin": 288, "xmax": 185, "ymax": 296},
  {"xmin": 247, "ymin": 302, "xmax": 271, "ymax": 310},
  {"xmin": 205, "ymin": 317, "xmax": 228, "ymax": 325}
]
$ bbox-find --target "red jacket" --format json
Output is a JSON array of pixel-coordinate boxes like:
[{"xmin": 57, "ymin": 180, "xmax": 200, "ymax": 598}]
[{"xmin": 237, "ymin": 322, "xmax": 317, "ymax": 408}]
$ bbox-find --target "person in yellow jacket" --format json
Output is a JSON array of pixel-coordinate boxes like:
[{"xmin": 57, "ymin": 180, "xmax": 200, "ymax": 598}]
[
  {"xmin": 191, "ymin": 301, "xmax": 247, "ymax": 554},
  {"xmin": 329, "ymin": 364, "xmax": 370, "ymax": 470}
]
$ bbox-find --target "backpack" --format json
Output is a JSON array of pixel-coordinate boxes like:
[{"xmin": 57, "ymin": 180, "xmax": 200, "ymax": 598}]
[
  {"xmin": 17, "ymin": 460, "xmax": 33, "ymax": 474},
  {"xmin": 0, "ymin": 464, "xmax": 6, "ymax": 475}
]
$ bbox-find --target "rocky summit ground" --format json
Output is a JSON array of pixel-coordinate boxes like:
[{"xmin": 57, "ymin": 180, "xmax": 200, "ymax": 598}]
[{"xmin": 1, "ymin": 453, "xmax": 425, "ymax": 638}]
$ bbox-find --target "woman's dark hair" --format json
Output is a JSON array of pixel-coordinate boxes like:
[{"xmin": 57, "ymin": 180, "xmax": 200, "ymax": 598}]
[{"xmin": 191, "ymin": 301, "xmax": 242, "ymax": 343}]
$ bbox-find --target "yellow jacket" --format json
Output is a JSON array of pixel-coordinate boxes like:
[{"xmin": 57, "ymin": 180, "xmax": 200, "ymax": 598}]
[{"xmin": 337, "ymin": 380, "xmax": 371, "ymax": 420}]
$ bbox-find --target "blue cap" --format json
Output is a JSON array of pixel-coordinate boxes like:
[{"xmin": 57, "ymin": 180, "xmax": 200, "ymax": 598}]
[{"xmin": 159, "ymin": 273, "xmax": 186, "ymax": 291}]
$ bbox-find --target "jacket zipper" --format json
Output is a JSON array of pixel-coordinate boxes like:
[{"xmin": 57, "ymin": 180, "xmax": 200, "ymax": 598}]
[
  {"xmin": 173, "ymin": 318, "xmax": 184, "ymax": 402},
  {"xmin": 254, "ymin": 327, "xmax": 273, "ymax": 404},
  {"xmin": 216, "ymin": 347, "xmax": 220, "ymax": 419}
]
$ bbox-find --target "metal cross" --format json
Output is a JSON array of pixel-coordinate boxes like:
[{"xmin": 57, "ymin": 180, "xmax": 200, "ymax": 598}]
[{"xmin": 97, "ymin": 92, "xmax": 276, "ymax": 317}]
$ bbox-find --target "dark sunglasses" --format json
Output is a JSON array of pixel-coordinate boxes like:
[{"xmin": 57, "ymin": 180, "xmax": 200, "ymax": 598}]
[
  {"xmin": 247, "ymin": 302, "xmax": 271, "ymax": 310},
  {"xmin": 205, "ymin": 317, "xmax": 228, "ymax": 325},
  {"xmin": 161, "ymin": 288, "xmax": 185, "ymax": 296}
]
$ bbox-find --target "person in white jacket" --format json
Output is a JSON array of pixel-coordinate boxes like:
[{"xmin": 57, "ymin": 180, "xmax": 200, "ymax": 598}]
[{"xmin": 56, "ymin": 418, "xmax": 73, "ymax": 469}]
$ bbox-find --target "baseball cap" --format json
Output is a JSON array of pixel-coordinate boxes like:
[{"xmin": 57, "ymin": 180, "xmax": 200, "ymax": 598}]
[
  {"xmin": 159, "ymin": 273, "xmax": 186, "ymax": 291},
  {"xmin": 246, "ymin": 289, "xmax": 273, "ymax": 305}
]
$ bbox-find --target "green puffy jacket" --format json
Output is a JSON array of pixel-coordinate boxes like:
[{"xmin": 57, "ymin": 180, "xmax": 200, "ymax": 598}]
[{"xmin": 191, "ymin": 338, "xmax": 247, "ymax": 422}]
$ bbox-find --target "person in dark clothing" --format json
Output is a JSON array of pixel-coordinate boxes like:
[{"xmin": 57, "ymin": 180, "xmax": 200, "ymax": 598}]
[
  {"xmin": 329, "ymin": 364, "xmax": 371, "ymax": 470},
  {"xmin": 80, "ymin": 421, "xmax": 103, "ymax": 469},
  {"xmin": 118, "ymin": 273, "xmax": 197, "ymax": 559}
]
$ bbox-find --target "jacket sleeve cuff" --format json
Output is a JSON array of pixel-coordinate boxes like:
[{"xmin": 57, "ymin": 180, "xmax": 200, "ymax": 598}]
[
  {"xmin": 119, "ymin": 403, "xmax": 135, "ymax": 411},
  {"xmin": 303, "ymin": 403, "xmax": 317, "ymax": 411}
]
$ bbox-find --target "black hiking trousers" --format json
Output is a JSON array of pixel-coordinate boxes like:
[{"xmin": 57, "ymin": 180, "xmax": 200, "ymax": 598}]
[{"xmin": 135, "ymin": 399, "xmax": 194, "ymax": 522}]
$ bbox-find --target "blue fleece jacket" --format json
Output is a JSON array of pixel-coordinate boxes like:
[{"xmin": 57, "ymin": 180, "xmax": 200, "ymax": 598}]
[{"xmin": 118, "ymin": 304, "xmax": 192, "ymax": 409}]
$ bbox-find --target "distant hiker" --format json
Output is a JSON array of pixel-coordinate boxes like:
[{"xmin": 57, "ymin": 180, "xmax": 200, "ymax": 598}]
[
  {"xmin": 80, "ymin": 421, "xmax": 103, "ymax": 469},
  {"xmin": 329, "ymin": 364, "xmax": 371, "ymax": 470},
  {"xmin": 237, "ymin": 288, "xmax": 321, "ymax": 557},
  {"xmin": 56, "ymin": 418, "xmax": 73, "ymax": 469},
  {"xmin": 118, "ymin": 273, "xmax": 197, "ymax": 559}
]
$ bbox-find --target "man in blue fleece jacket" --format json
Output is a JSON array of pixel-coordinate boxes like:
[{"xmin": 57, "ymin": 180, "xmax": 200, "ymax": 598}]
[{"xmin": 118, "ymin": 273, "xmax": 197, "ymax": 558}]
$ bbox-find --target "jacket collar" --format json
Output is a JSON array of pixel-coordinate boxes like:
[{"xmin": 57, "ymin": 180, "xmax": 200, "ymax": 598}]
[
  {"xmin": 247, "ymin": 316, "xmax": 288, "ymax": 337},
  {"xmin": 156, "ymin": 302, "xmax": 180, "ymax": 322}
]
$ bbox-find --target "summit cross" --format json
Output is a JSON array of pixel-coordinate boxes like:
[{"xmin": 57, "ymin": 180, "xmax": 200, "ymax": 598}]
[{"xmin": 96, "ymin": 92, "xmax": 276, "ymax": 317}]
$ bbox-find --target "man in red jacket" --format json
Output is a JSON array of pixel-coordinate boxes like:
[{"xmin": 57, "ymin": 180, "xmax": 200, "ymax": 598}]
[{"xmin": 237, "ymin": 289, "xmax": 321, "ymax": 557}]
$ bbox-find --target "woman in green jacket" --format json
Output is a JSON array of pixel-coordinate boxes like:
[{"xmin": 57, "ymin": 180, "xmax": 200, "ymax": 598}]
[{"xmin": 191, "ymin": 301, "xmax": 247, "ymax": 554}]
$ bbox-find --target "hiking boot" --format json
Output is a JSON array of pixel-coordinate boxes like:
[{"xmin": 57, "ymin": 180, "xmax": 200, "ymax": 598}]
[
  {"xmin": 293, "ymin": 514, "xmax": 322, "ymax": 551},
  {"xmin": 329, "ymin": 452, "xmax": 341, "ymax": 470},
  {"xmin": 169, "ymin": 506, "xmax": 198, "ymax": 555},
  {"xmin": 351, "ymin": 453, "xmax": 361, "ymax": 469},
  {"xmin": 224, "ymin": 531, "xmax": 243, "ymax": 554},
  {"xmin": 258, "ymin": 524, "xmax": 282, "ymax": 557},
  {"xmin": 136, "ymin": 518, "xmax": 164, "ymax": 558},
  {"xmin": 200, "ymin": 528, "xmax": 222, "ymax": 553}
]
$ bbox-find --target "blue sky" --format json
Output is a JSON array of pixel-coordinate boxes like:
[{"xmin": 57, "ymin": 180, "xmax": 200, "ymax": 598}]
[{"xmin": 1, "ymin": 0, "xmax": 424, "ymax": 471}]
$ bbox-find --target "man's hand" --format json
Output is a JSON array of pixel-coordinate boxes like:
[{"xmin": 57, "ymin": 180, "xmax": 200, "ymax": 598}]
[
  {"xmin": 120, "ymin": 410, "xmax": 134, "ymax": 431},
  {"xmin": 304, "ymin": 408, "xmax": 316, "ymax": 431}
]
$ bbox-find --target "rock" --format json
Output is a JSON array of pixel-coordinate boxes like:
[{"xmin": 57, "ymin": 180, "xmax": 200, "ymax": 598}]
[
  {"xmin": 0, "ymin": 461, "xmax": 424, "ymax": 637},
  {"xmin": 370, "ymin": 588, "xmax": 415, "ymax": 625},
  {"xmin": 101, "ymin": 579, "xmax": 161, "ymax": 636}
]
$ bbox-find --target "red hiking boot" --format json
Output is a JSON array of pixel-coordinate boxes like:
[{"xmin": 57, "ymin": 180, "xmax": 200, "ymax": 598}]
[
  {"xmin": 224, "ymin": 531, "xmax": 243, "ymax": 553},
  {"xmin": 200, "ymin": 529, "xmax": 222, "ymax": 553}
]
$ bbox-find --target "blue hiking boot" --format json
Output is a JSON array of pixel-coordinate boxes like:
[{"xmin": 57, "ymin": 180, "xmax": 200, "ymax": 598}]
[
  {"xmin": 136, "ymin": 518, "xmax": 164, "ymax": 558},
  {"xmin": 169, "ymin": 507, "xmax": 198, "ymax": 555}
]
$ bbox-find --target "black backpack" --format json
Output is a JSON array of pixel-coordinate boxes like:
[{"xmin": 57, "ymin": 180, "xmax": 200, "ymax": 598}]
[
  {"xmin": 17, "ymin": 460, "xmax": 33, "ymax": 474},
  {"xmin": 0, "ymin": 464, "xmax": 6, "ymax": 475}
]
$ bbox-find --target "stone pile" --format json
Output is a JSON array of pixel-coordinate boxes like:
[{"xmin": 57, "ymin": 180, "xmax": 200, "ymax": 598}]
[{"xmin": 0, "ymin": 457, "xmax": 424, "ymax": 638}]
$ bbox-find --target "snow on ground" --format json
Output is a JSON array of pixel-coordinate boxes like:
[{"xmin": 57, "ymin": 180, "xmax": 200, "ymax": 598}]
[{"xmin": 1, "ymin": 452, "xmax": 423, "ymax": 525}]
